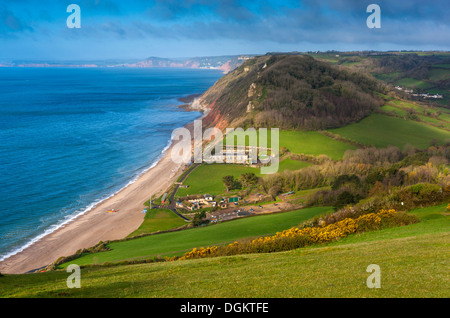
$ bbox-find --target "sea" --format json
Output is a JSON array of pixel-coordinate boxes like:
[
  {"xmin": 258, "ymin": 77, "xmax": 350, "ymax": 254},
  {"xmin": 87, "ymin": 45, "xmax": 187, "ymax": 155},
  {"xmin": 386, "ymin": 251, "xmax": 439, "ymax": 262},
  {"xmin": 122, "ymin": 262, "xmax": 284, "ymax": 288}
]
[{"xmin": 0, "ymin": 67, "xmax": 222, "ymax": 261}]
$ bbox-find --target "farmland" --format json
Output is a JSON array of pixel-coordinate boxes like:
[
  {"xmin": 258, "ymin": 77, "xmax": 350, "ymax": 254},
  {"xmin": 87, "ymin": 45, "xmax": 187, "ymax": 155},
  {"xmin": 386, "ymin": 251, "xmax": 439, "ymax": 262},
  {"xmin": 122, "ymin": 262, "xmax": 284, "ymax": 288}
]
[
  {"xmin": 58, "ymin": 206, "xmax": 331, "ymax": 267},
  {"xmin": 329, "ymin": 113, "xmax": 450, "ymax": 149}
]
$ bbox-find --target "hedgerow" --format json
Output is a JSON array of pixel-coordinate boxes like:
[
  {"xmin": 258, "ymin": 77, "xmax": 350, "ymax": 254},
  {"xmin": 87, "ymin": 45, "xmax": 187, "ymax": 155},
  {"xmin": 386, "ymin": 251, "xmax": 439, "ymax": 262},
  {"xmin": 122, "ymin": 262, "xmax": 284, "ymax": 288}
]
[{"xmin": 178, "ymin": 209, "xmax": 418, "ymax": 260}]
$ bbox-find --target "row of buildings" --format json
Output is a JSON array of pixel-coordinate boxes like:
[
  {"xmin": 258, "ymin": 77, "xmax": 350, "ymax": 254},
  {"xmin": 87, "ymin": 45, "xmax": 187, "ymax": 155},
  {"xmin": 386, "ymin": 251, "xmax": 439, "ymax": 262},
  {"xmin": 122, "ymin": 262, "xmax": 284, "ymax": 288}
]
[
  {"xmin": 395, "ymin": 86, "xmax": 443, "ymax": 99},
  {"xmin": 176, "ymin": 194, "xmax": 242, "ymax": 212}
]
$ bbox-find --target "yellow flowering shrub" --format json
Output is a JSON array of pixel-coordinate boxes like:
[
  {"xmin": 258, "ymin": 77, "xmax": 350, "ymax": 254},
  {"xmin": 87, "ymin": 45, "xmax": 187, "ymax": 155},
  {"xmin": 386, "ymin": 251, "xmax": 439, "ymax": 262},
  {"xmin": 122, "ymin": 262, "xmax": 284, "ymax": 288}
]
[
  {"xmin": 178, "ymin": 209, "xmax": 415, "ymax": 260},
  {"xmin": 179, "ymin": 246, "xmax": 218, "ymax": 260}
]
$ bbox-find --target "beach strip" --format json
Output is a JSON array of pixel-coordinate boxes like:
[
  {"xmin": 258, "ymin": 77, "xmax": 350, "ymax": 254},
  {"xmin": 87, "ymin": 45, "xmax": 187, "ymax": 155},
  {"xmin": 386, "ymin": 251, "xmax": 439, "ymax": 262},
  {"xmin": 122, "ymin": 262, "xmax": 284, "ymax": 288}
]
[{"xmin": 0, "ymin": 138, "xmax": 185, "ymax": 274}]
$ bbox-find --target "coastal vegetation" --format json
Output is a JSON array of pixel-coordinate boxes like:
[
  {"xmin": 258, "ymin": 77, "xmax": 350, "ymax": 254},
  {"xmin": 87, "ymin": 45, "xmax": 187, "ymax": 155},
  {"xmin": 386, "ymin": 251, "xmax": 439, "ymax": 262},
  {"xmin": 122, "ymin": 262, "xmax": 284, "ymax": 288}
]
[
  {"xmin": 178, "ymin": 209, "xmax": 418, "ymax": 260},
  {"xmin": 55, "ymin": 206, "xmax": 331, "ymax": 268},
  {"xmin": 1, "ymin": 204, "xmax": 448, "ymax": 298},
  {"xmin": 1, "ymin": 51, "xmax": 449, "ymax": 299},
  {"xmin": 201, "ymin": 54, "xmax": 385, "ymax": 130}
]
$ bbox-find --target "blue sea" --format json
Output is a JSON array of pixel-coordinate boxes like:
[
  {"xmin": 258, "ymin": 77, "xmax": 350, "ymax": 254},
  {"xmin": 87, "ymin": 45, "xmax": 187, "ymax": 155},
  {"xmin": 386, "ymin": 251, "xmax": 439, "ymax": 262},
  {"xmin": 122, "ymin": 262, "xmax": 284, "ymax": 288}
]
[{"xmin": 0, "ymin": 67, "xmax": 222, "ymax": 261}]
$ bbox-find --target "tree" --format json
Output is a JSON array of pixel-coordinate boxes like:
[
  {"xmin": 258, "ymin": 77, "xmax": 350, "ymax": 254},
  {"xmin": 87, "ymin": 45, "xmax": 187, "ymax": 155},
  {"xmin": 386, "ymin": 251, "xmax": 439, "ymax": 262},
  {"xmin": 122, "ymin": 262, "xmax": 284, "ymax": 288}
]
[
  {"xmin": 192, "ymin": 211, "xmax": 209, "ymax": 227},
  {"xmin": 223, "ymin": 175, "xmax": 236, "ymax": 192},
  {"xmin": 334, "ymin": 191, "xmax": 359, "ymax": 210},
  {"xmin": 331, "ymin": 174, "xmax": 361, "ymax": 191},
  {"xmin": 268, "ymin": 185, "xmax": 281, "ymax": 200},
  {"xmin": 239, "ymin": 172, "xmax": 259, "ymax": 188}
]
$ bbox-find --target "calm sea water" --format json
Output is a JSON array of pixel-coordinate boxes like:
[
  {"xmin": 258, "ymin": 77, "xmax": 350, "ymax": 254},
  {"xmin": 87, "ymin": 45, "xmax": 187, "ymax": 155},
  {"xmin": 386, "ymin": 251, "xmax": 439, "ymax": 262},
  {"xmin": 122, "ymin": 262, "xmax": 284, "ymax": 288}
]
[{"xmin": 0, "ymin": 67, "xmax": 222, "ymax": 261}]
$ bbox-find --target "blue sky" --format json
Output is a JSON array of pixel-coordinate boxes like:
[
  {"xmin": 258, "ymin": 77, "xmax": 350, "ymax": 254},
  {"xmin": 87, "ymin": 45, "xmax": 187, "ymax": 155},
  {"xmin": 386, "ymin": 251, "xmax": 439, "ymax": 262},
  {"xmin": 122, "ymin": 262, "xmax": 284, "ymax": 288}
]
[{"xmin": 0, "ymin": 0, "xmax": 449, "ymax": 60}]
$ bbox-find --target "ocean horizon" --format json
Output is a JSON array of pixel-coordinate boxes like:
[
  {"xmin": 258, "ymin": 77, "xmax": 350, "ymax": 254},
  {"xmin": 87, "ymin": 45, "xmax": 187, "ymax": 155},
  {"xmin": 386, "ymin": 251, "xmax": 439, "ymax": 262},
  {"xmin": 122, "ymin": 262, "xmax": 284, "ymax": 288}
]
[{"xmin": 0, "ymin": 67, "xmax": 222, "ymax": 262}]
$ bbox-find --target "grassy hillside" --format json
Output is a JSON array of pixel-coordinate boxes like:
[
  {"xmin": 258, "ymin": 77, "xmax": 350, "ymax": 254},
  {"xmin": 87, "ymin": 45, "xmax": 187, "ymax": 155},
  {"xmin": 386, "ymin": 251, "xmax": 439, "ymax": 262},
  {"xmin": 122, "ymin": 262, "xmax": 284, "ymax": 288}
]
[
  {"xmin": 127, "ymin": 209, "xmax": 187, "ymax": 238},
  {"xmin": 278, "ymin": 158, "xmax": 312, "ymax": 172},
  {"xmin": 226, "ymin": 129, "xmax": 357, "ymax": 160},
  {"xmin": 329, "ymin": 113, "xmax": 450, "ymax": 149},
  {"xmin": 279, "ymin": 130, "xmax": 356, "ymax": 159},
  {"xmin": 201, "ymin": 53, "xmax": 384, "ymax": 130},
  {"xmin": 176, "ymin": 164, "xmax": 261, "ymax": 196},
  {"xmin": 58, "ymin": 206, "xmax": 331, "ymax": 267},
  {"xmin": 1, "ymin": 52, "xmax": 448, "ymax": 299},
  {"xmin": 1, "ymin": 204, "xmax": 447, "ymax": 298}
]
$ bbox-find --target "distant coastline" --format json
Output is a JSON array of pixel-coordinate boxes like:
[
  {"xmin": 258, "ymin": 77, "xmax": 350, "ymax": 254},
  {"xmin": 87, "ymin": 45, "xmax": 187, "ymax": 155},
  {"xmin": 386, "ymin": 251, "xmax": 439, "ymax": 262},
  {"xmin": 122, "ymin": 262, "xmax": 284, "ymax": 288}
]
[{"xmin": 0, "ymin": 54, "xmax": 255, "ymax": 74}]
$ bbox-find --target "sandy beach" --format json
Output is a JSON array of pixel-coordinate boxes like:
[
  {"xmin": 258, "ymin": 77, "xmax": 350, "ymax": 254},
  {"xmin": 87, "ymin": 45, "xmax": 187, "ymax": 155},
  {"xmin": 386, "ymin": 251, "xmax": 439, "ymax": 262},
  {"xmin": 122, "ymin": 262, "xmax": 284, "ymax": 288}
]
[{"xmin": 0, "ymin": 133, "xmax": 187, "ymax": 274}]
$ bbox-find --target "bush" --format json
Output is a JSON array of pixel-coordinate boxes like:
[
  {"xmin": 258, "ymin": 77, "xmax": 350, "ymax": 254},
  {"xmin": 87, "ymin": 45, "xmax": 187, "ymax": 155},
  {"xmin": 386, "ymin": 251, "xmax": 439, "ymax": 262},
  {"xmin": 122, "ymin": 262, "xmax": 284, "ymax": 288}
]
[
  {"xmin": 179, "ymin": 209, "xmax": 418, "ymax": 260},
  {"xmin": 394, "ymin": 183, "xmax": 444, "ymax": 207},
  {"xmin": 192, "ymin": 211, "xmax": 209, "ymax": 227}
]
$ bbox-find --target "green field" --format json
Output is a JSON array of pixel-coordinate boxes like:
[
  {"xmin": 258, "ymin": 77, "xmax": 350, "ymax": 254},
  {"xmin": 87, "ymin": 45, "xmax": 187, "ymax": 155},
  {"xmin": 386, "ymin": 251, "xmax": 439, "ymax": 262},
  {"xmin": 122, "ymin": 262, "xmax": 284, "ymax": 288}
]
[
  {"xmin": 330, "ymin": 113, "xmax": 450, "ymax": 149},
  {"xmin": 279, "ymin": 131, "xmax": 356, "ymax": 160},
  {"xmin": 1, "ymin": 204, "xmax": 448, "ymax": 298},
  {"xmin": 373, "ymin": 72, "xmax": 400, "ymax": 82},
  {"xmin": 225, "ymin": 129, "xmax": 356, "ymax": 160},
  {"xmin": 176, "ymin": 164, "xmax": 261, "ymax": 196},
  {"xmin": 59, "ymin": 206, "xmax": 332, "ymax": 267},
  {"xmin": 432, "ymin": 64, "xmax": 450, "ymax": 69},
  {"xmin": 380, "ymin": 104, "xmax": 407, "ymax": 117},
  {"xmin": 278, "ymin": 158, "xmax": 312, "ymax": 172},
  {"xmin": 429, "ymin": 68, "xmax": 450, "ymax": 81},
  {"xmin": 381, "ymin": 100, "xmax": 450, "ymax": 128},
  {"xmin": 396, "ymin": 77, "xmax": 433, "ymax": 89},
  {"xmin": 127, "ymin": 209, "xmax": 187, "ymax": 238}
]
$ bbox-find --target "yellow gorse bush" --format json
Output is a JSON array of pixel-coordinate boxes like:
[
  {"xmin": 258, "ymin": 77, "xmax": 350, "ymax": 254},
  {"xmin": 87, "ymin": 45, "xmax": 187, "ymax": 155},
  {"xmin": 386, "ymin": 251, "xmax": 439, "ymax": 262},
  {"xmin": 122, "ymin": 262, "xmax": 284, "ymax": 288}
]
[
  {"xmin": 179, "ymin": 246, "xmax": 218, "ymax": 260},
  {"xmin": 179, "ymin": 209, "xmax": 398, "ymax": 260}
]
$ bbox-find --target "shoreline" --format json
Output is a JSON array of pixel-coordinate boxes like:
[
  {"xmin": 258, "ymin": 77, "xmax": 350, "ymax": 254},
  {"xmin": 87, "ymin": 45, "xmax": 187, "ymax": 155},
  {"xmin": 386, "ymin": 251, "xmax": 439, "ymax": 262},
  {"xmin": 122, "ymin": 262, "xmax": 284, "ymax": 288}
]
[
  {"xmin": 0, "ymin": 99, "xmax": 204, "ymax": 275},
  {"xmin": 0, "ymin": 140, "xmax": 174, "ymax": 265}
]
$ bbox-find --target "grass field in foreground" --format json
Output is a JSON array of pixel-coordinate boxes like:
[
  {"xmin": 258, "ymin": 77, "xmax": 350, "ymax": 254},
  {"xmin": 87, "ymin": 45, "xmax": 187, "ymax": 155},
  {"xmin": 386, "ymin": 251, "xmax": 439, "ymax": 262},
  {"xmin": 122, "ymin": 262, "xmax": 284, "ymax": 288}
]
[
  {"xmin": 59, "ymin": 206, "xmax": 332, "ymax": 267},
  {"xmin": 329, "ymin": 113, "xmax": 450, "ymax": 149},
  {"xmin": 127, "ymin": 209, "xmax": 186, "ymax": 238},
  {"xmin": 1, "ymin": 204, "xmax": 448, "ymax": 298}
]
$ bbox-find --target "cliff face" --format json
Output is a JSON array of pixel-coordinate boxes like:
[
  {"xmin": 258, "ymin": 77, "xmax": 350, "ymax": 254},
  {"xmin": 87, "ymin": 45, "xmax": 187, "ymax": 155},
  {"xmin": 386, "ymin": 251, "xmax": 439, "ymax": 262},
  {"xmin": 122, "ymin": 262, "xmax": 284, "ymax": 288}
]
[{"xmin": 199, "ymin": 54, "xmax": 385, "ymax": 131}]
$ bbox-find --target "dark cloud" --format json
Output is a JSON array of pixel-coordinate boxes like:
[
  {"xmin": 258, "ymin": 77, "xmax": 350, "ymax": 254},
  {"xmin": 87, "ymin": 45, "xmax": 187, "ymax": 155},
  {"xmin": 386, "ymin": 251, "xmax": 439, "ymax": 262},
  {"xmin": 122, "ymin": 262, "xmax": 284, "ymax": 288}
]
[
  {"xmin": 0, "ymin": 0, "xmax": 449, "ymax": 58},
  {"xmin": 0, "ymin": 4, "xmax": 33, "ymax": 34}
]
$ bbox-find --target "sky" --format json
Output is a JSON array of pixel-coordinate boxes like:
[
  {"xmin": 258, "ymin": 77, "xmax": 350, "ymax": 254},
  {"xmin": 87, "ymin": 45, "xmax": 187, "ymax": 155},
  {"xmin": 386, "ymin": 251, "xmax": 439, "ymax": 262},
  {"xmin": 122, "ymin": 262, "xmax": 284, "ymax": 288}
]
[{"xmin": 0, "ymin": 0, "xmax": 449, "ymax": 61}]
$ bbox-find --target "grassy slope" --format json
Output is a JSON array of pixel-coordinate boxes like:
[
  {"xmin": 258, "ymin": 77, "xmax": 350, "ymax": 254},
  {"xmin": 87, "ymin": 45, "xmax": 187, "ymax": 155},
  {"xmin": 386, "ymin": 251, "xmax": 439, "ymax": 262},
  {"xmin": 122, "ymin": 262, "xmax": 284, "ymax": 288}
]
[
  {"xmin": 278, "ymin": 158, "xmax": 312, "ymax": 172},
  {"xmin": 279, "ymin": 131, "xmax": 356, "ymax": 160},
  {"xmin": 1, "ymin": 204, "xmax": 448, "ymax": 298},
  {"xmin": 59, "ymin": 206, "xmax": 332, "ymax": 267},
  {"xmin": 176, "ymin": 164, "xmax": 261, "ymax": 196},
  {"xmin": 127, "ymin": 209, "xmax": 187, "ymax": 238},
  {"xmin": 226, "ymin": 129, "xmax": 356, "ymax": 160},
  {"xmin": 329, "ymin": 113, "xmax": 450, "ymax": 149}
]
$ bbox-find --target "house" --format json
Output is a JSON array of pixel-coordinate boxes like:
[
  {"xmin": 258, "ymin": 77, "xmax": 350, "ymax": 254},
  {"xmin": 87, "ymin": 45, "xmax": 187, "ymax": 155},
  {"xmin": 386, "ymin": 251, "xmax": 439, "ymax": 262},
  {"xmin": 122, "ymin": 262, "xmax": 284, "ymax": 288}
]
[
  {"xmin": 176, "ymin": 201, "xmax": 184, "ymax": 208},
  {"xmin": 204, "ymin": 194, "xmax": 214, "ymax": 201},
  {"xmin": 188, "ymin": 202, "xmax": 200, "ymax": 211},
  {"xmin": 228, "ymin": 197, "xmax": 241, "ymax": 203}
]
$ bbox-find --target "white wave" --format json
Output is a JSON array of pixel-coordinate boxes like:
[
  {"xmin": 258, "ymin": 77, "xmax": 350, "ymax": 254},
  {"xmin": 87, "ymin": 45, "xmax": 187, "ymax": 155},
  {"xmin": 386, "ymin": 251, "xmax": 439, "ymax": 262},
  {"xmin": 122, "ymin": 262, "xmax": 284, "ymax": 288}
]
[{"xmin": 0, "ymin": 138, "xmax": 174, "ymax": 263}]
